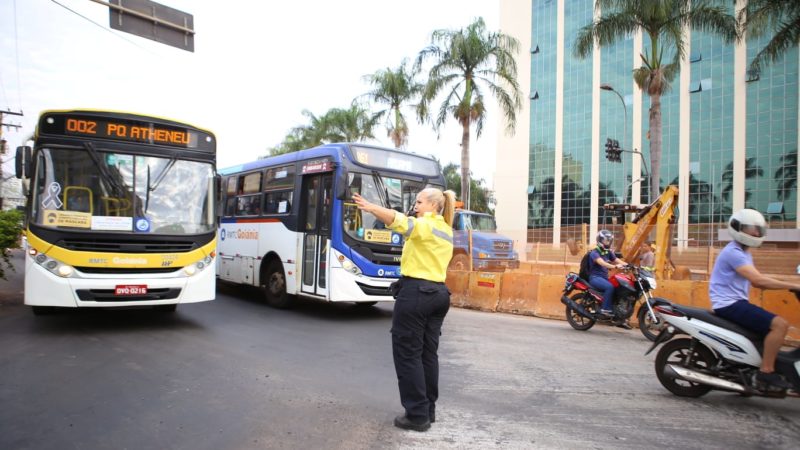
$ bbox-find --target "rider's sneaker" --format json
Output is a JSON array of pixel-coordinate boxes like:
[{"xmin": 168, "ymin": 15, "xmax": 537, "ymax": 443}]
[
  {"xmin": 597, "ymin": 309, "xmax": 613, "ymax": 319},
  {"xmin": 755, "ymin": 371, "xmax": 793, "ymax": 390},
  {"xmin": 613, "ymin": 320, "xmax": 632, "ymax": 330}
]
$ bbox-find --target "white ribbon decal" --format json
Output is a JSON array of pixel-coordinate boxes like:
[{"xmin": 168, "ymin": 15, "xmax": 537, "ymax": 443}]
[{"xmin": 42, "ymin": 182, "xmax": 63, "ymax": 209}]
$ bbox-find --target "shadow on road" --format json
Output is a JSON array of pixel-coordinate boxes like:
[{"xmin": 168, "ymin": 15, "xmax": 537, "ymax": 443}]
[
  {"xmin": 25, "ymin": 307, "xmax": 207, "ymax": 335},
  {"xmin": 216, "ymin": 281, "xmax": 394, "ymax": 322}
]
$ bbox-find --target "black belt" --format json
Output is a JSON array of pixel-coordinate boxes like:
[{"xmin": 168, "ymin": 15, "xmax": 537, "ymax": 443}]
[{"xmin": 401, "ymin": 275, "xmax": 445, "ymax": 285}]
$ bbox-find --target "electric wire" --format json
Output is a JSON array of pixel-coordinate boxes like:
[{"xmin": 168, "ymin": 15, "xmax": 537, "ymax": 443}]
[{"xmin": 49, "ymin": 0, "xmax": 155, "ymax": 53}]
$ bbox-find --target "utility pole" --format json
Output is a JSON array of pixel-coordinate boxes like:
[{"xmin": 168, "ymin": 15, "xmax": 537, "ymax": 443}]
[{"xmin": 0, "ymin": 109, "xmax": 24, "ymax": 210}]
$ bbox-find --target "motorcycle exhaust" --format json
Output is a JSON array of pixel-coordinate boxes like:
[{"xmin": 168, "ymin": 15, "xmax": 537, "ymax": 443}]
[
  {"xmin": 664, "ymin": 364, "xmax": 746, "ymax": 393},
  {"xmin": 561, "ymin": 295, "xmax": 595, "ymax": 321}
]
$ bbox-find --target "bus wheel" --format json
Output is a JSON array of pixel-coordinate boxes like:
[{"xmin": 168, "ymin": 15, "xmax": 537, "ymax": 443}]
[{"xmin": 263, "ymin": 259, "xmax": 291, "ymax": 309}]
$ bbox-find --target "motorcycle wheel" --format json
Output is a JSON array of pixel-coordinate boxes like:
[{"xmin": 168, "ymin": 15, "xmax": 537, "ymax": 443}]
[
  {"xmin": 565, "ymin": 293, "xmax": 596, "ymax": 331},
  {"xmin": 654, "ymin": 338, "xmax": 716, "ymax": 397},
  {"xmin": 637, "ymin": 303, "xmax": 672, "ymax": 342}
]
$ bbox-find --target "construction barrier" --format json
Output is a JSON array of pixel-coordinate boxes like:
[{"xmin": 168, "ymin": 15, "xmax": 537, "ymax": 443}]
[{"xmin": 445, "ymin": 267, "xmax": 800, "ymax": 345}]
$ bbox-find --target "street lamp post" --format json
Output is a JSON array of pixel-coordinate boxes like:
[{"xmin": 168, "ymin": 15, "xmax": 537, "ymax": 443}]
[{"xmin": 600, "ymin": 83, "xmax": 652, "ymax": 203}]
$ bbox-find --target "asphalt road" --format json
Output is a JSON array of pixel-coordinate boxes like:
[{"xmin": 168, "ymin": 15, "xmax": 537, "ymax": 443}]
[{"xmin": 1, "ymin": 248, "xmax": 799, "ymax": 449}]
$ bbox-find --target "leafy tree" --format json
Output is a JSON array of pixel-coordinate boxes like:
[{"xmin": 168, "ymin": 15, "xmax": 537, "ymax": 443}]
[
  {"xmin": 574, "ymin": 0, "xmax": 738, "ymax": 201},
  {"xmin": 441, "ymin": 163, "xmax": 494, "ymax": 214},
  {"xmin": 0, "ymin": 209, "xmax": 23, "ymax": 280},
  {"xmin": 359, "ymin": 59, "xmax": 423, "ymax": 148},
  {"xmin": 739, "ymin": 0, "xmax": 800, "ymax": 74},
  {"xmin": 416, "ymin": 17, "xmax": 522, "ymax": 208}
]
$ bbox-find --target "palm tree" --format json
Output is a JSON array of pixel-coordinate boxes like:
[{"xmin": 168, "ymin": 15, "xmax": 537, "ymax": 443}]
[
  {"xmin": 574, "ymin": 0, "xmax": 738, "ymax": 201},
  {"xmin": 415, "ymin": 17, "xmax": 522, "ymax": 207},
  {"xmin": 720, "ymin": 157, "xmax": 763, "ymax": 202},
  {"xmin": 268, "ymin": 105, "xmax": 377, "ymax": 157},
  {"xmin": 739, "ymin": 0, "xmax": 800, "ymax": 74},
  {"xmin": 359, "ymin": 60, "xmax": 423, "ymax": 149},
  {"xmin": 323, "ymin": 104, "xmax": 378, "ymax": 143},
  {"xmin": 775, "ymin": 149, "xmax": 797, "ymax": 201}
]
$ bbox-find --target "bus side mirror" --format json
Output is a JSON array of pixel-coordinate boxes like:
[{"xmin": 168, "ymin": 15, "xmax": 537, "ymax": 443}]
[
  {"xmin": 15, "ymin": 146, "xmax": 32, "ymax": 179},
  {"xmin": 335, "ymin": 167, "xmax": 350, "ymax": 200}
]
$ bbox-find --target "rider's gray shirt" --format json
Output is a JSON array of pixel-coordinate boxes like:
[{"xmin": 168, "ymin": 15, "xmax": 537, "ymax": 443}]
[{"xmin": 709, "ymin": 241, "xmax": 753, "ymax": 309}]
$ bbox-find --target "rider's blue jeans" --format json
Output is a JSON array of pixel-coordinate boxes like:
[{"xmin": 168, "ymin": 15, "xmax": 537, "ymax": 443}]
[{"xmin": 589, "ymin": 275, "xmax": 614, "ymax": 312}]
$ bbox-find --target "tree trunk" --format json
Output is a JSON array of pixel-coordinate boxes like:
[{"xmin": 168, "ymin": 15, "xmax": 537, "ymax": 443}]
[
  {"xmin": 649, "ymin": 93, "xmax": 662, "ymax": 201},
  {"xmin": 460, "ymin": 123, "xmax": 471, "ymax": 208}
]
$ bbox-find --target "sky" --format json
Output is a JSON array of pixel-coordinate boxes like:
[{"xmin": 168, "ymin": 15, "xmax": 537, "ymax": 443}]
[{"xmin": 0, "ymin": 0, "xmax": 501, "ymax": 188}]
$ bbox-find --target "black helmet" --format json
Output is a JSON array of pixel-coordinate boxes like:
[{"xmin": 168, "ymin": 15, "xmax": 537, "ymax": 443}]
[{"xmin": 597, "ymin": 230, "xmax": 614, "ymax": 249}]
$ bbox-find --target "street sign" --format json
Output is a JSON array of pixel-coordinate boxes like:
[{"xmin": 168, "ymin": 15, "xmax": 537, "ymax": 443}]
[{"xmin": 108, "ymin": 0, "xmax": 194, "ymax": 52}]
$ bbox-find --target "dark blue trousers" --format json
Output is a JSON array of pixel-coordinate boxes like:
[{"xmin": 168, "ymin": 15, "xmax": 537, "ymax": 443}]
[{"xmin": 391, "ymin": 277, "xmax": 451, "ymax": 423}]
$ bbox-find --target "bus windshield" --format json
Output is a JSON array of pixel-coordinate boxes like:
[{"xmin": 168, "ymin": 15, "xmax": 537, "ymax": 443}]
[
  {"xmin": 343, "ymin": 172, "xmax": 441, "ymax": 243},
  {"xmin": 30, "ymin": 146, "xmax": 215, "ymax": 235}
]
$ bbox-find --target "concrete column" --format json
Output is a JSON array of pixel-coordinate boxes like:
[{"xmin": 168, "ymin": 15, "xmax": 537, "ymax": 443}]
[
  {"xmin": 496, "ymin": 0, "xmax": 533, "ymax": 256},
  {"xmin": 677, "ymin": 23, "xmax": 691, "ymax": 249},
  {"xmin": 732, "ymin": 0, "xmax": 747, "ymax": 212},
  {"xmin": 552, "ymin": 0, "xmax": 565, "ymax": 247},
  {"xmin": 589, "ymin": 2, "xmax": 600, "ymax": 244}
]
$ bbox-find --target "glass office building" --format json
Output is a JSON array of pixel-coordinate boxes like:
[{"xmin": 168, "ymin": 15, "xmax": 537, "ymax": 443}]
[{"xmin": 496, "ymin": 0, "xmax": 799, "ymax": 249}]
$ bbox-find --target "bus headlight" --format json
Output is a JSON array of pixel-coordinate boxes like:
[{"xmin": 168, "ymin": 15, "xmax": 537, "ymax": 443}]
[
  {"xmin": 33, "ymin": 252, "xmax": 75, "ymax": 278},
  {"xmin": 183, "ymin": 254, "xmax": 214, "ymax": 277},
  {"xmin": 333, "ymin": 249, "xmax": 362, "ymax": 275}
]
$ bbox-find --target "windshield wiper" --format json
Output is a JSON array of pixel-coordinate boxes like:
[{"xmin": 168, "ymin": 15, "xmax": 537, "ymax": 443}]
[
  {"xmin": 372, "ymin": 171, "xmax": 390, "ymax": 208},
  {"xmin": 145, "ymin": 158, "xmax": 176, "ymax": 213},
  {"xmin": 83, "ymin": 142, "xmax": 125, "ymax": 196}
]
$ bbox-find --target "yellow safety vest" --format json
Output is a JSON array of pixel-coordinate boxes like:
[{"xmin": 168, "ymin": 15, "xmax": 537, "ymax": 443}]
[{"xmin": 389, "ymin": 211, "xmax": 453, "ymax": 283}]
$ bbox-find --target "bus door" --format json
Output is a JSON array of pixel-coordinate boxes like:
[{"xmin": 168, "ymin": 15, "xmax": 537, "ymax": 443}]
[{"xmin": 300, "ymin": 173, "xmax": 332, "ymax": 297}]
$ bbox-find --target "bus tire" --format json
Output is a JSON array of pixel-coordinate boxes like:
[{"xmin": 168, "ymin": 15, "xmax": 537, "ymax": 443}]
[{"xmin": 263, "ymin": 259, "xmax": 291, "ymax": 309}]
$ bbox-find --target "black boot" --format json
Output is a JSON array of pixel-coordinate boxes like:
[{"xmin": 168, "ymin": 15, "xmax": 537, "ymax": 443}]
[{"xmin": 394, "ymin": 415, "xmax": 431, "ymax": 432}]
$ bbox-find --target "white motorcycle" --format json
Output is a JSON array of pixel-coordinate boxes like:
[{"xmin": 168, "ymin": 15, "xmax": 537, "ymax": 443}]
[{"xmin": 646, "ymin": 292, "xmax": 800, "ymax": 398}]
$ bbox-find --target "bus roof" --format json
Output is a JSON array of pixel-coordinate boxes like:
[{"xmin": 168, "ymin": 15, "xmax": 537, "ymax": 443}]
[{"xmin": 218, "ymin": 143, "xmax": 440, "ymax": 176}]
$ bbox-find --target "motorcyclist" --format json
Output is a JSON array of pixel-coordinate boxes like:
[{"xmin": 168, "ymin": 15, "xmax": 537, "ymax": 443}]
[
  {"xmin": 588, "ymin": 230, "xmax": 627, "ymax": 322},
  {"xmin": 710, "ymin": 209, "xmax": 800, "ymax": 390}
]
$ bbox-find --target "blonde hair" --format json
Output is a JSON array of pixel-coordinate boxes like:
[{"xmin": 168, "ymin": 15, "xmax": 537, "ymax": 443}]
[{"xmin": 422, "ymin": 188, "xmax": 456, "ymax": 226}]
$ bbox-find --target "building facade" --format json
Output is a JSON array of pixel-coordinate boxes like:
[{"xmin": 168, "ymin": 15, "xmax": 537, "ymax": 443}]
[{"xmin": 496, "ymin": 0, "xmax": 799, "ymax": 253}]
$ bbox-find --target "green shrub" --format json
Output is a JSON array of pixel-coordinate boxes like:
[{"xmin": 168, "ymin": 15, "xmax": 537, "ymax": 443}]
[{"xmin": 0, "ymin": 209, "xmax": 24, "ymax": 280}]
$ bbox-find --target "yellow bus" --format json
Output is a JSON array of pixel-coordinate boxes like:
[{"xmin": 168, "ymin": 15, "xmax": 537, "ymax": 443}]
[{"xmin": 15, "ymin": 110, "xmax": 217, "ymax": 314}]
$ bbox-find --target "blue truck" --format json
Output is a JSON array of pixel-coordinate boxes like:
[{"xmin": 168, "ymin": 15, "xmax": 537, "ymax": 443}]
[{"xmin": 449, "ymin": 209, "xmax": 520, "ymax": 271}]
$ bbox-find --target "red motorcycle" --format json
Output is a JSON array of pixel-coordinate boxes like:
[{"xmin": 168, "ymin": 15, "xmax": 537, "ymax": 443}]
[{"xmin": 560, "ymin": 265, "xmax": 671, "ymax": 340}]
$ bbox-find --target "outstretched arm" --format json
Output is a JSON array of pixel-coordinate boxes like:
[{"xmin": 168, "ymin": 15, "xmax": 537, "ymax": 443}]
[
  {"xmin": 352, "ymin": 193, "xmax": 397, "ymax": 227},
  {"xmin": 736, "ymin": 265, "xmax": 800, "ymax": 292}
]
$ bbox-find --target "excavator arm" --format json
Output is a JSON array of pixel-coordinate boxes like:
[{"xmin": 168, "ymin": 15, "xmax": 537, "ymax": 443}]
[{"xmin": 604, "ymin": 185, "xmax": 679, "ymax": 279}]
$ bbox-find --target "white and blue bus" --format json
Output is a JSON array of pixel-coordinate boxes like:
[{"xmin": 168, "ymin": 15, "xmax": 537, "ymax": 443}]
[{"xmin": 217, "ymin": 143, "xmax": 445, "ymax": 308}]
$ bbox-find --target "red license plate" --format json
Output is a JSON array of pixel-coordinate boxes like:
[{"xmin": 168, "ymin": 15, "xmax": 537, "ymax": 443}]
[{"xmin": 115, "ymin": 285, "xmax": 148, "ymax": 296}]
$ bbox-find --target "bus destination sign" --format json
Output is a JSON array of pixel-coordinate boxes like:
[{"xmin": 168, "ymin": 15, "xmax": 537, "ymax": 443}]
[{"xmin": 39, "ymin": 113, "xmax": 215, "ymax": 152}]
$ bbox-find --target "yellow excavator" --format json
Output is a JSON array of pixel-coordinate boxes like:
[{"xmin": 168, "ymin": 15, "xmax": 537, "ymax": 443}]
[{"xmin": 603, "ymin": 185, "xmax": 680, "ymax": 279}]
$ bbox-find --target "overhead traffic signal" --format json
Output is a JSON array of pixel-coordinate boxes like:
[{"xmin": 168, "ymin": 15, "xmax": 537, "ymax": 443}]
[{"xmin": 604, "ymin": 137, "xmax": 622, "ymax": 162}]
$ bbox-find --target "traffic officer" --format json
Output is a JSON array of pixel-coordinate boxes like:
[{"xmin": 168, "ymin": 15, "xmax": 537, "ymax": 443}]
[{"xmin": 352, "ymin": 187, "xmax": 456, "ymax": 432}]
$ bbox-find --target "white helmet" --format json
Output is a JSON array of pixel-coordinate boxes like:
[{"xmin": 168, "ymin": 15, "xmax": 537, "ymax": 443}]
[{"xmin": 728, "ymin": 209, "xmax": 767, "ymax": 248}]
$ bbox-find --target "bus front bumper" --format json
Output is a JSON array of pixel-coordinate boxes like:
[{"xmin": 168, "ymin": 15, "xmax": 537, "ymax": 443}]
[{"xmin": 24, "ymin": 257, "xmax": 215, "ymax": 308}]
